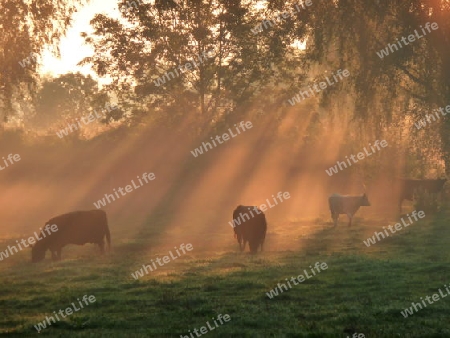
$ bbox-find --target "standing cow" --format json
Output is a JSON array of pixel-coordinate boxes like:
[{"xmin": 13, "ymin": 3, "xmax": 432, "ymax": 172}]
[
  {"xmin": 232, "ymin": 205, "xmax": 267, "ymax": 254},
  {"xmin": 397, "ymin": 178, "xmax": 446, "ymax": 212},
  {"xmin": 328, "ymin": 193, "xmax": 370, "ymax": 226},
  {"xmin": 31, "ymin": 210, "xmax": 111, "ymax": 262}
]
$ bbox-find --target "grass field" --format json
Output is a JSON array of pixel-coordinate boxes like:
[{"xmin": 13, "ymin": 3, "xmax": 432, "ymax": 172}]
[{"xmin": 1, "ymin": 207, "xmax": 450, "ymax": 337}]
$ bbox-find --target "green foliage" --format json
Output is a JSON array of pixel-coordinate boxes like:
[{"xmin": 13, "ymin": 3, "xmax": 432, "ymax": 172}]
[
  {"xmin": 32, "ymin": 73, "xmax": 98, "ymax": 127},
  {"xmin": 81, "ymin": 0, "xmax": 301, "ymax": 116},
  {"xmin": 0, "ymin": 0, "xmax": 87, "ymax": 122}
]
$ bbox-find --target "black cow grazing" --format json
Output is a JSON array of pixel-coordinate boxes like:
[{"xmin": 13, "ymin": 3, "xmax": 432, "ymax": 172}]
[
  {"xmin": 31, "ymin": 210, "xmax": 110, "ymax": 262},
  {"xmin": 232, "ymin": 205, "xmax": 267, "ymax": 254},
  {"xmin": 328, "ymin": 193, "xmax": 371, "ymax": 226},
  {"xmin": 398, "ymin": 178, "xmax": 447, "ymax": 211}
]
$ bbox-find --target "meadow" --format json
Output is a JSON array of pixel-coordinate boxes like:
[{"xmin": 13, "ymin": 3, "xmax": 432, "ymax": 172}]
[
  {"xmin": 1, "ymin": 205, "xmax": 449, "ymax": 337},
  {"xmin": 2, "ymin": 0, "xmax": 449, "ymax": 336}
]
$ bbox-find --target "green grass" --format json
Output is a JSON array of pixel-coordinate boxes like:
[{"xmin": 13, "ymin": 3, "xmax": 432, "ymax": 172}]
[{"xmin": 1, "ymin": 210, "xmax": 450, "ymax": 337}]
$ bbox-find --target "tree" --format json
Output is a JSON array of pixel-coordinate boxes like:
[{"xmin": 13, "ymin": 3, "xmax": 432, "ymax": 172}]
[
  {"xmin": 283, "ymin": 0, "xmax": 450, "ymax": 174},
  {"xmin": 32, "ymin": 73, "xmax": 97, "ymax": 127},
  {"xmin": 31, "ymin": 73, "xmax": 119, "ymax": 138},
  {"xmin": 0, "ymin": 0, "xmax": 86, "ymax": 123},
  {"xmin": 81, "ymin": 0, "xmax": 298, "ymax": 117}
]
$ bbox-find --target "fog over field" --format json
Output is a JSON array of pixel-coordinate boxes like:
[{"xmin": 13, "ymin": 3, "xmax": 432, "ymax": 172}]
[{"xmin": 1, "ymin": 0, "xmax": 450, "ymax": 337}]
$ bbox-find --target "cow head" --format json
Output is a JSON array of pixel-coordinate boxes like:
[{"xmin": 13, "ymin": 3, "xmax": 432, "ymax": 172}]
[
  {"xmin": 360, "ymin": 193, "xmax": 371, "ymax": 206},
  {"xmin": 31, "ymin": 243, "xmax": 46, "ymax": 263}
]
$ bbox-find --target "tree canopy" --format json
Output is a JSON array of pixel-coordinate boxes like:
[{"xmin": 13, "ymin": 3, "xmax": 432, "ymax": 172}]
[
  {"xmin": 2, "ymin": 0, "xmax": 449, "ymax": 174},
  {"xmin": 0, "ymin": 0, "xmax": 87, "ymax": 122}
]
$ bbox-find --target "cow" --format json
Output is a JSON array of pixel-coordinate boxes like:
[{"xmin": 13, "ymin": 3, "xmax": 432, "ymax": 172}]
[
  {"xmin": 232, "ymin": 205, "xmax": 267, "ymax": 254},
  {"xmin": 328, "ymin": 193, "xmax": 370, "ymax": 226},
  {"xmin": 31, "ymin": 210, "xmax": 110, "ymax": 262},
  {"xmin": 397, "ymin": 178, "xmax": 447, "ymax": 212}
]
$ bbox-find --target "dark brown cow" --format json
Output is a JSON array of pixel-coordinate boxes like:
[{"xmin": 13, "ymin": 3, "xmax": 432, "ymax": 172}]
[
  {"xmin": 232, "ymin": 205, "xmax": 267, "ymax": 254},
  {"xmin": 31, "ymin": 210, "xmax": 110, "ymax": 262},
  {"xmin": 328, "ymin": 193, "xmax": 371, "ymax": 226},
  {"xmin": 398, "ymin": 178, "xmax": 447, "ymax": 211}
]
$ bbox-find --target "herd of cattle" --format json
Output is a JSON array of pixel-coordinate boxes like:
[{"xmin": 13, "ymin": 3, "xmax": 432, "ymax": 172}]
[{"xmin": 29, "ymin": 178, "xmax": 447, "ymax": 260}]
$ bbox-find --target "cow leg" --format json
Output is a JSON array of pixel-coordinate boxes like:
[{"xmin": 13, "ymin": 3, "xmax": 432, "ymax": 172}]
[
  {"xmin": 332, "ymin": 213, "xmax": 338, "ymax": 226},
  {"xmin": 237, "ymin": 234, "xmax": 243, "ymax": 251},
  {"xmin": 242, "ymin": 240, "xmax": 247, "ymax": 252},
  {"xmin": 236, "ymin": 236, "xmax": 242, "ymax": 251},
  {"xmin": 248, "ymin": 240, "xmax": 257, "ymax": 254},
  {"xmin": 51, "ymin": 249, "xmax": 61, "ymax": 261},
  {"xmin": 347, "ymin": 214, "xmax": 352, "ymax": 227},
  {"xmin": 98, "ymin": 240, "xmax": 105, "ymax": 254}
]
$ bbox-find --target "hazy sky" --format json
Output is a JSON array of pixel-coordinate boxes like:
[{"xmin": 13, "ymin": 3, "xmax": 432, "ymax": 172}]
[
  {"xmin": 39, "ymin": 0, "xmax": 274, "ymax": 79},
  {"xmin": 40, "ymin": 0, "xmax": 120, "ymax": 77}
]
